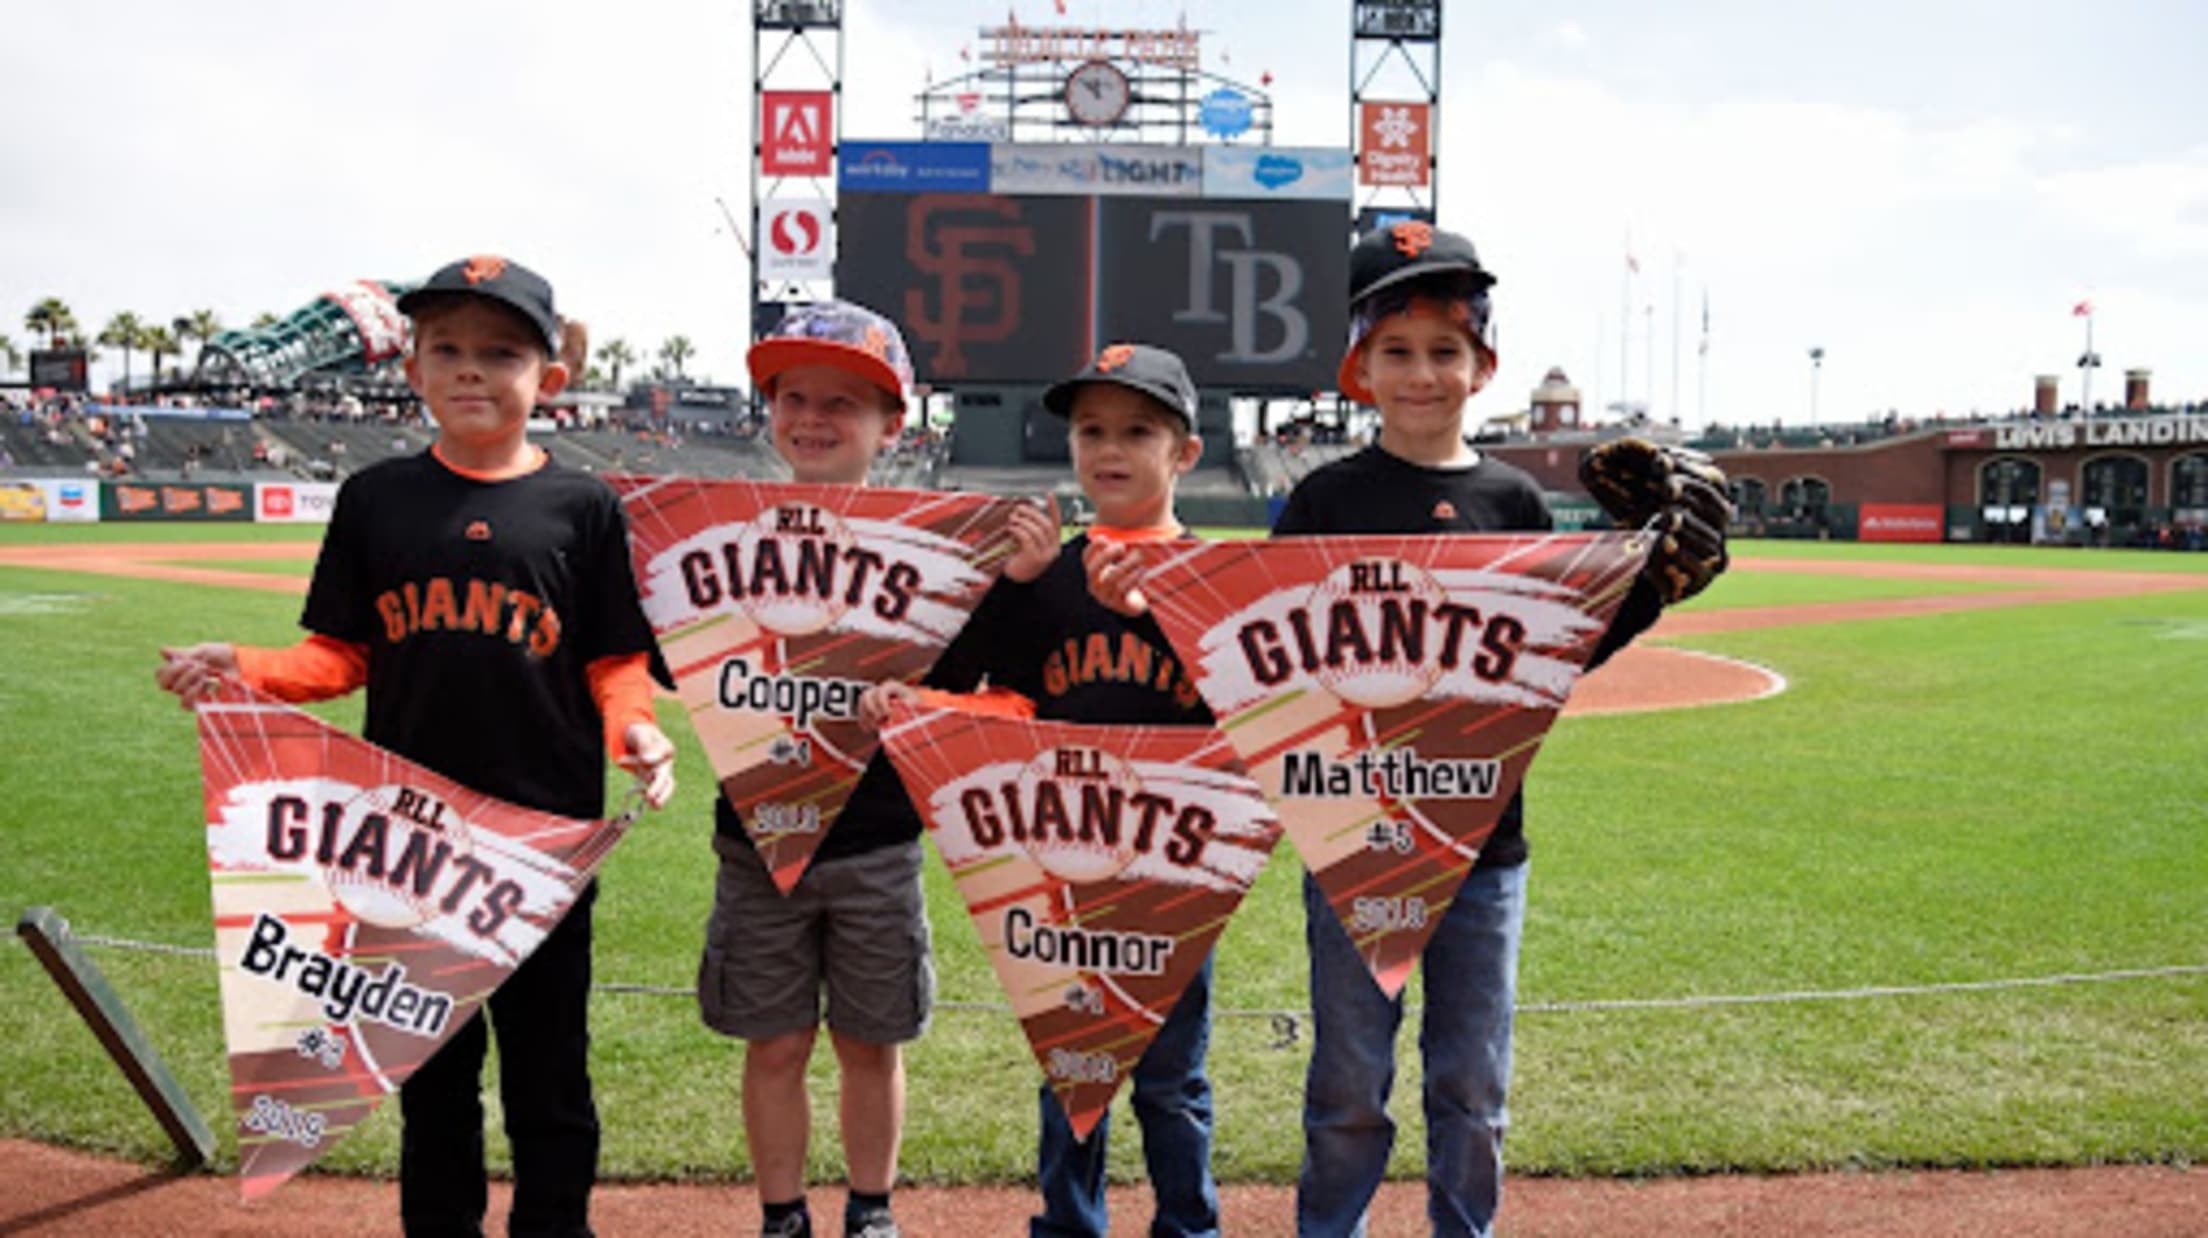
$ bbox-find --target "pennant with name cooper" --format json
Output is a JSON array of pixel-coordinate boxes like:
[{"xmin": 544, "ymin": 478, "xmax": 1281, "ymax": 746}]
[
  {"xmin": 615, "ymin": 477, "xmax": 1025, "ymax": 891},
  {"xmin": 197, "ymin": 685, "xmax": 630, "ymax": 1201},
  {"xmin": 879, "ymin": 708, "xmax": 1282, "ymax": 1141},
  {"xmin": 1141, "ymin": 533, "xmax": 1651, "ymax": 997}
]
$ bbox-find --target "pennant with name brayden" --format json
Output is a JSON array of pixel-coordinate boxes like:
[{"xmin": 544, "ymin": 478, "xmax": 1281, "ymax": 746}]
[
  {"xmin": 197, "ymin": 685, "xmax": 631, "ymax": 1200},
  {"xmin": 615, "ymin": 477, "xmax": 1025, "ymax": 891},
  {"xmin": 879, "ymin": 707, "xmax": 1282, "ymax": 1140},
  {"xmin": 1140, "ymin": 533, "xmax": 1650, "ymax": 997}
]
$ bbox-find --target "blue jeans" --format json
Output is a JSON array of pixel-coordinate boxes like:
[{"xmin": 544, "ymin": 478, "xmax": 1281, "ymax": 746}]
[
  {"xmin": 1032, "ymin": 957, "xmax": 1218, "ymax": 1237},
  {"xmin": 1296, "ymin": 863, "xmax": 1527, "ymax": 1238}
]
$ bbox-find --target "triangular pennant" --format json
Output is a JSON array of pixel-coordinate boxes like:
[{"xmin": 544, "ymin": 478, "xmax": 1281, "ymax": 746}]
[
  {"xmin": 197, "ymin": 684, "xmax": 630, "ymax": 1201},
  {"xmin": 614, "ymin": 477, "xmax": 1025, "ymax": 892},
  {"xmin": 1140, "ymin": 533, "xmax": 1651, "ymax": 997},
  {"xmin": 880, "ymin": 708, "xmax": 1282, "ymax": 1140}
]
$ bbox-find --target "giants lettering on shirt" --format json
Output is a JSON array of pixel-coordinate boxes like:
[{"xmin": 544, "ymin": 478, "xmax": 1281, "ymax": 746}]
[
  {"xmin": 374, "ymin": 577, "xmax": 562, "ymax": 658},
  {"xmin": 1043, "ymin": 631, "xmax": 1203, "ymax": 711}
]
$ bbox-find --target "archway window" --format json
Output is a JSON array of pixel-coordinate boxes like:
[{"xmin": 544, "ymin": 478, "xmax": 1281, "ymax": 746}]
[
  {"xmin": 2172, "ymin": 453, "xmax": 2208, "ymax": 510},
  {"xmin": 1979, "ymin": 457, "xmax": 2041, "ymax": 506},
  {"xmin": 1730, "ymin": 477, "xmax": 1766, "ymax": 515},
  {"xmin": 2082, "ymin": 455, "xmax": 2149, "ymax": 511},
  {"xmin": 1779, "ymin": 476, "xmax": 1830, "ymax": 516}
]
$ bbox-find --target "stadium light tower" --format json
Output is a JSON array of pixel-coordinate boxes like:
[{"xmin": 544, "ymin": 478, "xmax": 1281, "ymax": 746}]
[
  {"xmin": 1349, "ymin": 0, "xmax": 1442, "ymax": 236},
  {"xmin": 751, "ymin": 0, "xmax": 844, "ymax": 354}
]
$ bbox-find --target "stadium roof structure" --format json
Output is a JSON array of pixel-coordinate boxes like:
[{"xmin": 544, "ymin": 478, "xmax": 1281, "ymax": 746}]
[{"xmin": 197, "ymin": 280, "xmax": 416, "ymax": 387}]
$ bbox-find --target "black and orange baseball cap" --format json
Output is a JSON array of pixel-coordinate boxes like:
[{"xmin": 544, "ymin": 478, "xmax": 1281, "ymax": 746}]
[
  {"xmin": 1043, "ymin": 342, "xmax": 1199, "ymax": 431},
  {"xmin": 396, "ymin": 255, "xmax": 562, "ymax": 354},
  {"xmin": 1337, "ymin": 221, "xmax": 1498, "ymax": 402},
  {"xmin": 748, "ymin": 300, "xmax": 916, "ymax": 411}
]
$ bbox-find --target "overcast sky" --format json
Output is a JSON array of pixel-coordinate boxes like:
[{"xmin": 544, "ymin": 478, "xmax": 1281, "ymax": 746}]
[{"xmin": 5, "ymin": 1, "xmax": 2203, "ymax": 429}]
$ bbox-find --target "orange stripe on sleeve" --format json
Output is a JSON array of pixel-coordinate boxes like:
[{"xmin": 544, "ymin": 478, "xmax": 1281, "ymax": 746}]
[
  {"xmin": 234, "ymin": 635, "xmax": 369, "ymax": 702},
  {"xmin": 911, "ymin": 685, "xmax": 1037, "ymax": 720},
  {"xmin": 589, "ymin": 652, "xmax": 657, "ymax": 764}
]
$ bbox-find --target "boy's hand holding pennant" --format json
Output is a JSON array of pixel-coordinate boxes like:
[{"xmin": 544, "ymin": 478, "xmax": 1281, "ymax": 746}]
[{"xmin": 1133, "ymin": 532, "xmax": 1653, "ymax": 996}]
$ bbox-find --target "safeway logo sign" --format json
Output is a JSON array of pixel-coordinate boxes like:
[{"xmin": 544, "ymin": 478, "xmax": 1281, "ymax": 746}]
[
  {"xmin": 760, "ymin": 199, "xmax": 834, "ymax": 282},
  {"xmin": 761, "ymin": 91, "xmax": 833, "ymax": 176}
]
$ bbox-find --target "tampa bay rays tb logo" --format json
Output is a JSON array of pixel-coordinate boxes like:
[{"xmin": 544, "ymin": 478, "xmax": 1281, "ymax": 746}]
[{"xmin": 904, "ymin": 195, "xmax": 1035, "ymax": 377}]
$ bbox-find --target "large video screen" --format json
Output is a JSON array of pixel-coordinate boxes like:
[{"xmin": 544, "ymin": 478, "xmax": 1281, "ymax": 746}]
[{"xmin": 837, "ymin": 192, "xmax": 1347, "ymax": 392}]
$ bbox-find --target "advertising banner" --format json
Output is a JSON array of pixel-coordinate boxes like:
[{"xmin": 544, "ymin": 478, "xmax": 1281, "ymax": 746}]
[
  {"xmin": 1140, "ymin": 533, "xmax": 1650, "ymax": 996},
  {"xmin": 0, "ymin": 478, "xmax": 98, "ymax": 523},
  {"xmin": 197, "ymin": 686, "xmax": 630, "ymax": 1199},
  {"xmin": 880, "ymin": 709, "xmax": 1281, "ymax": 1139},
  {"xmin": 761, "ymin": 90, "xmax": 834, "ymax": 176},
  {"xmin": 838, "ymin": 140, "xmax": 992, "ymax": 194},
  {"xmin": 990, "ymin": 144, "xmax": 1204, "ymax": 197},
  {"xmin": 1201, "ymin": 147, "xmax": 1353, "ymax": 201},
  {"xmin": 255, "ymin": 482, "xmax": 340, "ymax": 524},
  {"xmin": 1858, "ymin": 503, "xmax": 1944, "ymax": 543},
  {"xmin": 759, "ymin": 198, "xmax": 835, "ymax": 283},
  {"xmin": 103, "ymin": 481, "xmax": 254, "ymax": 522},
  {"xmin": 615, "ymin": 477, "xmax": 1025, "ymax": 890},
  {"xmin": 1358, "ymin": 101, "xmax": 1432, "ymax": 187}
]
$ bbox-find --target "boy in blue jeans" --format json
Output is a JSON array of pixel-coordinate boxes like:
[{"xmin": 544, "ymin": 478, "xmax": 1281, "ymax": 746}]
[{"xmin": 1275, "ymin": 223, "xmax": 1723, "ymax": 1237}]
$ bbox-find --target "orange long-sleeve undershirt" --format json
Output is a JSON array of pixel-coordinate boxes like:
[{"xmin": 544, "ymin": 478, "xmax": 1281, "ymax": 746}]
[{"xmin": 234, "ymin": 638, "xmax": 656, "ymax": 764}]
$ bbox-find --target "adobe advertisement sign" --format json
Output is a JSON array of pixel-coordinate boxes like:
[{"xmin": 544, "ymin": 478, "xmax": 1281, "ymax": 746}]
[
  {"xmin": 197, "ymin": 687, "xmax": 628, "ymax": 1199},
  {"xmin": 761, "ymin": 90, "xmax": 834, "ymax": 176},
  {"xmin": 615, "ymin": 477, "xmax": 1024, "ymax": 890},
  {"xmin": 880, "ymin": 708, "xmax": 1281, "ymax": 1140},
  {"xmin": 1140, "ymin": 533, "xmax": 1650, "ymax": 996},
  {"xmin": 1359, "ymin": 101, "xmax": 1432, "ymax": 187},
  {"xmin": 837, "ymin": 190, "xmax": 1345, "ymax": 391}
]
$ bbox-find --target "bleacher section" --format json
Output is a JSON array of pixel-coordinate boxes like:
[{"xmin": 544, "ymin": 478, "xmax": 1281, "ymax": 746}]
[{"xmin": 0, "ymin": 419, "xmax": 98, "ymax": 474}]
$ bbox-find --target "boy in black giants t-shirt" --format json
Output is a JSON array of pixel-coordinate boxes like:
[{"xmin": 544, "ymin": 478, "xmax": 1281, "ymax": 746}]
[
  {"xmin": 862, "ymin": 343, "xmax": 1223, "ymax": 1238},
  {"xmin": 156, "ymin": 255, "xmax": 676, "ymax": 1237}
]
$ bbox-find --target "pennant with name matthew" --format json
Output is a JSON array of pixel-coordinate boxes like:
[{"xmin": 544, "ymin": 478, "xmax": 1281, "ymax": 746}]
[
  {"xmin": 615, "ymin": 477, "xmax": 1024, "ymax": 891},
  {"xmin": 880, "ymin": 707, "xmax": 1282, "ymax": 1140},
  {"xmin": 1141, "ymin": 533, "xmax": 1650, "ymax": 997},
  {"xmin": 197, "ymin": 685, "xmax": 629, "ymax": 1200}
]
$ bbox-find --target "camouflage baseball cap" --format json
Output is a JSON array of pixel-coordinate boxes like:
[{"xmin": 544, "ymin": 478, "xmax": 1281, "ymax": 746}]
[{"xmin": 748, "ymin": 300, "xmax": 915, "ymax": 410}]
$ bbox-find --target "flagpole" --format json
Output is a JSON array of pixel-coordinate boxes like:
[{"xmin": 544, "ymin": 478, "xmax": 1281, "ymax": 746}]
[
  {"xmin": 1670, "ymin": 252, "xmax": 1682, "ymax": 426},
  {"xmin": 1697, "ymin": 286, "xmax": 1710, "ymax": 429},
  {"xmin": 1619, "ymin": 237, "xmax": 1632, "ymax": 422},
  {"xmin": 2080, "ymin": 310, "xmax": 2096, "ymax": 413}
]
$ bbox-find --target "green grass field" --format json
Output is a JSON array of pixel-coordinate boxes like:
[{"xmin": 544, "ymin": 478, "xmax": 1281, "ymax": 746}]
[{"xmin": 2, "ymin": 524, "xmax": 2204, "ymax": 1185}]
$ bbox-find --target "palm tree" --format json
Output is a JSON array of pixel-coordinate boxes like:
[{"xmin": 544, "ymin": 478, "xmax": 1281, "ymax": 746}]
[
  {"xmin": 597, "ymin": 338, "xmax": 637, "ymax": 390},
  {"xmin": 99, "ymin": 312, "xmax": 147, "ymax": 389},
  {"xmin": 251, "ymin": 312, "xmax": 280, "ymax": 330},
  {"xmin": 25, "ymin": 298, "xmax": 77, "ymax": 348},
  {"xmin": 143, "ymin": 325, "xmax": 179, "ymax": 386},
  {"xmin": 179, "ymin": 309, "xmax": 223, "ymax": 372},
  {"xmin": 658, "ymin": 336, "xmax": 695, "ymax": 382},
  {"xmin": 0, "ymin": 333, "xmax": 19, "ymax": 376}
]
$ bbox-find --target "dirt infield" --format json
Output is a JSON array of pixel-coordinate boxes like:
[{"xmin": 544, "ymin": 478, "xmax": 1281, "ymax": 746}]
[
  {"xmin": 7, "ymin": 542, "xmax": 2206, "ymax": 1233},
  {"xmin": 4, "ymin": 1139, "xmax": 2204, "ymax": 1236}
]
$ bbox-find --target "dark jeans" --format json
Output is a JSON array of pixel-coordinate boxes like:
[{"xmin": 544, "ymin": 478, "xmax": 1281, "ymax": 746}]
[
  {"xmin": 399, "ymin": 884, "xmax": 599, "ymax": 1237},
  {"xmin": 1032, "ymin": 957, "xmax": 1218, "ymax": 1237}
]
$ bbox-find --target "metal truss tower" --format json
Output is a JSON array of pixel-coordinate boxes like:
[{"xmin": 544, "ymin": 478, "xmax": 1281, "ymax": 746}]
[
  {"xmin": 1348, "ymin": 0, "xmax": 1442, "ymax": 232},
  {"xmin": 751, "ymin": 0, "xmax": 845, "ymax": 341}
]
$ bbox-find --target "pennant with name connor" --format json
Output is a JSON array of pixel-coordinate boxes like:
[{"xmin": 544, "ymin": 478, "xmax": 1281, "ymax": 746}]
[
  {"xmin": 1140, "ymin": 533, "xmax": 1651, "ymax": 997},
  {"xmin": 880, "ymin": 707, "xmax": 1282, "ymax": 1141},
  {"xmin": 615, "ymin": 477, "xmax": 1025, "ymax": 891},
  {"xmin": 197, "ymin": 686, "xmax": 630, "ymax": 1201}
]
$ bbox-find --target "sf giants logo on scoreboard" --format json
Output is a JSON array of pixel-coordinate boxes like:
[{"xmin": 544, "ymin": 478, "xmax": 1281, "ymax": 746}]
[
  {"xmin": 761, "ymin": 91, "xmax": 833, "ymax": 176},
  {"xmin": 904, "ymin": 195, "xmax": 1035, "ymax": 378},
  {"xmin": 1151, "ymin": 210, "xmax": 1311, "ymax": 366}
]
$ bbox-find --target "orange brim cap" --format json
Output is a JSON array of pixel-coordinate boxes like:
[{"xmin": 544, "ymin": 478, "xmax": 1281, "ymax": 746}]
[{"xmin": 748, "ymin": 338, "xmax": 908, "ymax": 410}]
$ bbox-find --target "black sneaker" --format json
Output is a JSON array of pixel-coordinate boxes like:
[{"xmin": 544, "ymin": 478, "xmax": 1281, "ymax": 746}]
[{"xmin": 844, "ymin": 1205, "xmax": 900, "ymax": 1238}]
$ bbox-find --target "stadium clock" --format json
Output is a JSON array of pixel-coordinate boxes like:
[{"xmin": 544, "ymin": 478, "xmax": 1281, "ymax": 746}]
[{"xmin": 1064, "ymin": 60, "xmax": 1131, "ymax": 126}]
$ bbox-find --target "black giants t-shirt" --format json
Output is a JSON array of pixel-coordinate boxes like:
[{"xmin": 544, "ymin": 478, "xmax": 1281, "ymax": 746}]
[
  {"xmin": 1273, "ymin": 445, "xmax": 1660, "ymax": 869},
  {"xmin": 946, "ymin": 532, "xmax": 1215, "ymax": 730},
  {"xmin": 301, "ymin": 452, "xmax": 657, "ymax": 821}
]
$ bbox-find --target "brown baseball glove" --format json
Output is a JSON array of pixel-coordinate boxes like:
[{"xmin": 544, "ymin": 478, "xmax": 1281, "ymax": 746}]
[{"xmin": 1578, "ymin": 437, "xmax": 1734, "ymax": 604}]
